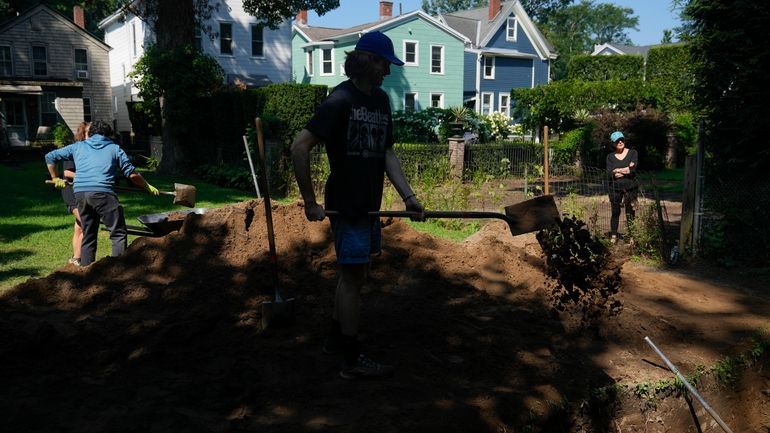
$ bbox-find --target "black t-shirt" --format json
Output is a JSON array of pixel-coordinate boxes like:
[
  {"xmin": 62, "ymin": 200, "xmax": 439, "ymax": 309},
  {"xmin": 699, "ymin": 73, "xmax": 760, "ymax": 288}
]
[
  {"xmin": 606, "ymin": 149, "xmax": 639, "ymax": 191},
  {"xmin": 61, "ymin": 160, "xmax": 76, "ymax": 208},
  {"xmin": 305, "ymin": 80, "xmax": 393, "ymax": 217}
]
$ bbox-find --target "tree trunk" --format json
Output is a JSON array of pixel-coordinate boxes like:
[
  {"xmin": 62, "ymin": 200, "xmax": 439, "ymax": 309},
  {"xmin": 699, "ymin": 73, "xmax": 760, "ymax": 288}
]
[{"xmin": 155, "ymin": 0, "xmax": 195, "ymax": 175}]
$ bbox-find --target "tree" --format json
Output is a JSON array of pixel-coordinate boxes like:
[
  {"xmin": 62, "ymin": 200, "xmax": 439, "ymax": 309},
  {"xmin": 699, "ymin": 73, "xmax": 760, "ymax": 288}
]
[
  {"xmin": 120, "ymin": 0, "xmax": 339, "ymax": 173},
  {"xmin": 0, "ymin": 1, "xmax": 119, "ymax": 35},
  {"xmin": 540, "ymin": 0, "xmax": 638, "ymax": 80}
]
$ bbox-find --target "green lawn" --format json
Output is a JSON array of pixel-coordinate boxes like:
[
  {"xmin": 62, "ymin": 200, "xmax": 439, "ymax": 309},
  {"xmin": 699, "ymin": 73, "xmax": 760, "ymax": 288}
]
[{"xmin": 0, "ymin": 161, "xmax": 255, "ymax": 291}]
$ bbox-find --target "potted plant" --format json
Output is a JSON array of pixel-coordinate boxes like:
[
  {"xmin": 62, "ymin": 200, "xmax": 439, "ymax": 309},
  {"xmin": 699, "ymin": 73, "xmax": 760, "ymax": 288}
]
[{"xmin": 447, "ymin": 106, "xmax": 469, "ymax": 138}]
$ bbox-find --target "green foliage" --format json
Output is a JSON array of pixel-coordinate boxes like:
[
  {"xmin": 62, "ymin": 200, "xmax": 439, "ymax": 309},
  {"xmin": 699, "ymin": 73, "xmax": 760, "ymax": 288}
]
[
  {"xmin": 552, "ymin": 125, "xmax": 592, "ymax": 166},
  {"xmin": 686, "ymin": 0, "xmax": 770, "ymax": 179},
  {"xmin": 51, "ymin": 122, "xmax": 73, "ymax": 147},
  {"xmin": 567, "ymin": 54, "xmax": 644, "ymax": 81},
  {"xmin": 670, "ymin": 111, "xmax": 697, "ymax": 157},
  {"xmin": 260, "ymin": 82, "xmax": 329, "ymax": 146},
  {"xmin": 241, "ymin": 0, "xmax": 340, "ymax": 29},
  {"xmin": 586, "ymin": 107, "xmax": 670, "ymax": 169},
  {"xmin": 482, "ymin": 112, "xmax": 515, "ymax": 141},
  {"xmin": 540, "ymin": 1, "xmax": 639, "ymax": 80},
  {"xmin": 626, "ymin": 203, "xmax": 663, "ymax": 261},
  {"xmin": 194, "ymin": 163, "xmax": 253, "ymax": 191},
  {"xmin": 126, "ymin": 100, "xmax": 162, "ymax": 137},
  {"xmin": 421, "ymin": 0, "xmax": 488, "ymax": 15},
  {"xmin": 512, "ymin": 79, "xmax": 662, "ymax": 133},
  {"xmin": 129, "ymin": 43, "xmax": 224, "ymax": 137},
  {"xmin": 392, "ymin": 108, "xmax": 444, "ymax": 143},
  {"xmin": 646, "ymin": 44, "xmax": 694, "ymax": 112}
]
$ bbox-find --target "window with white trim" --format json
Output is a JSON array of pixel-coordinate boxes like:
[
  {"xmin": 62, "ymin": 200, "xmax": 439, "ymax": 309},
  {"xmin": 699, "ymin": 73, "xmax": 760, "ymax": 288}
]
[
  {"xmin": 321, "ymin": 48, "xmax": 333, "ymax": 75},
  {"xmin": 430, "ymin": 45, "xmax": 444, "ymax": 74},
  {"xmin": 74, "ymin": 48, "xmax": 88, "ymax": 75},
  {"xmin": 430, "ymin": 93, "xmax": 444, "ymax": 108},
  {"xmin": 403, "ymin": 40, "xmax": 418, "ymax": 66},
  {"xmin": 481, "ymin": 92, "xmax": 493, "ymax": 116},
  {"xmin": 506, "ymin": 17, "xmax": 518, "ymax": 41},
  {"xmin": 32, "ymin": 45, "xmax": 47, "ymax": 76},
  {"xmin": 306, "ymin": 50, "xmax": 314, "ymax": 76},
  {"xmin": 498, "ymin": 93, "xmax": 510, "ymax": 118},
  {"xmin": 220, "ymin": 22, "xmax": 233, "ymax": 55},
  {"xmin": 251, "ymin": 24, "xmax": 264, "ymax": 57},
  {"xmin": 404, "ymin": 92, "xmax": 418, "ymax": 111},
  {"xmin": 0, "ymin": 46, "xmax": 12, "ymax": 76},
  {"xmin": 483, "ymin": 56, "xmax": 494, "ymax": 79}
]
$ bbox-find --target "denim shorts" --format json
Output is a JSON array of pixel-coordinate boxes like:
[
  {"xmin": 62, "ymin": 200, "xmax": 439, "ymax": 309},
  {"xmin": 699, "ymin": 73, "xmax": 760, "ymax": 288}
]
[{"xmin": 330, "ymin": 216, "xmax": 382, "ymax": 265}]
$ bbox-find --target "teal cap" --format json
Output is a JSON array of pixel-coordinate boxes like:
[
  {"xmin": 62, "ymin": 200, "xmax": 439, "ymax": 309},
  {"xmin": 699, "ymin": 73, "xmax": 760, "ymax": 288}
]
[{"xmin": 610, "ymin": 131, "xmax": 625, "ymax": 143}]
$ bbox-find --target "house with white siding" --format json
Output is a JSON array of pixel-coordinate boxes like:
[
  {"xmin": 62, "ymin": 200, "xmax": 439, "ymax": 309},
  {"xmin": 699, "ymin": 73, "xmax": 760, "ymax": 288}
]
[
  {"xmin": 0, "ymin": 4, "xmax": 111, "ymax": 146},
  {"xmin": 98, "ymin": 0, "xmax": 292, "ymax": 137}
]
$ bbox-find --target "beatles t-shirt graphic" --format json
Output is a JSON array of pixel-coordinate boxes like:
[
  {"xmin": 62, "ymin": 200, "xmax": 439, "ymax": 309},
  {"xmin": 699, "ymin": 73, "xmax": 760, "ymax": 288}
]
[{"xmin": 346, "ymin": 106, "xmax": 388, "ymax": 159}]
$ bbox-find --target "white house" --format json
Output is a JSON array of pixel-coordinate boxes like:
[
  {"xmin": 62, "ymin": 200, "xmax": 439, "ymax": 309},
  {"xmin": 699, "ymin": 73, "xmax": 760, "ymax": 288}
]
[{"xmin": 98, "ymin": 1, "xmax": 292, "ymax": 136}]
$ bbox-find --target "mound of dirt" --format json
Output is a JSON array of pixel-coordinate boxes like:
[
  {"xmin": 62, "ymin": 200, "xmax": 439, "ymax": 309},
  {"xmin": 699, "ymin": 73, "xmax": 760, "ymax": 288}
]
[{"xmin": 0, "ymin": 200, "xmax": 767, "ymax": 432}]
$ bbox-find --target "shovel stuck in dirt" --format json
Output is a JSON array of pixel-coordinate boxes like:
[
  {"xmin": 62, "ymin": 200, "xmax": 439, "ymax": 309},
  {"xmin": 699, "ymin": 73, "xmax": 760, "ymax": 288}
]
[
  {"xmin": 255, "ymin": 118, "xmax": 295, "ymax": 329},
  {"xmin": 327, "ymin": 195, "xmax": 560, "ymax": 236}
]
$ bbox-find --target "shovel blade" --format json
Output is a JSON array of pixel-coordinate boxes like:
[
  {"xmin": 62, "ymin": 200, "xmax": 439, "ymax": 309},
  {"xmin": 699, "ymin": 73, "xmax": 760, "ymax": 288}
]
[
  {"xmin": 261, "ymin": 297, "xmax": 296, "ymax": 329},
  {"xmin": 504, "ymin": 195, "xmax": 560, "ymax": 236},
  {"xmin": 173, "ymin": 183, "xmax": 196, "ymax": 208}
]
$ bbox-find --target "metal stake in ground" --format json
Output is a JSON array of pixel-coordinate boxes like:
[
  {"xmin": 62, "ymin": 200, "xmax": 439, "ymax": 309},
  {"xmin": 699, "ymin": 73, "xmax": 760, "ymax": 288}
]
[
  {"xmin": 255, "ymin": 118, "xmax": 295, "ymax": 329},
  {"xmin": 644, "ymin": 336, "xmax": 734, "ymax": 433}
]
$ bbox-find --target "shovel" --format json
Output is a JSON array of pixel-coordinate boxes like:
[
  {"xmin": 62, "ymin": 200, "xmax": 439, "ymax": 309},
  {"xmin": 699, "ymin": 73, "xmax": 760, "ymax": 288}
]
[
  {"xmin": 255, "ymin": 118, "xmax": 295, "ymax": 329},
  {"xmin": 326, "ymin": 195, "xmax": 560, "ymax": 236},
  {"xmin": 113, "ymin": 183, "xmax": 197, "ymax": 208},
  {"xmin": 46, "ymin": 180, "xmax": 197, "ymax": 208}
]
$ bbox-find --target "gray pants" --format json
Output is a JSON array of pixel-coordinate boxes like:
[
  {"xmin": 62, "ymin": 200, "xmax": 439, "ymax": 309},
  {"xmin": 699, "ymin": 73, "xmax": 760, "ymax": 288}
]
[{"xmin": 75, "ymin": 191, "xmax": 127, "ymax": 266}]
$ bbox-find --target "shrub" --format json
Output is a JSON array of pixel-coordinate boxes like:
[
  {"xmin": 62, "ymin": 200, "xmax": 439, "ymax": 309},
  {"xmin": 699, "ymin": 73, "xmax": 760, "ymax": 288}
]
[
  {"xmin": 51, "ymin": 122, "xmax": 73, "ymax": 147},
  {"xmin": 482, "ymin": 112, "xmax": 515, "ymax": 141},
  {"xmin": 567, "ymin": 54, "xmax": 645, "ymax": 81}
]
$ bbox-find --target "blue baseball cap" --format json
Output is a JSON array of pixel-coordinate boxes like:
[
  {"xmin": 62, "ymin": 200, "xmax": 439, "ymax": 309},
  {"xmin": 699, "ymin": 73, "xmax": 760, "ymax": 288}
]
[
  {"xmin": 355, "ymin": 31, "xmax": 404, "ymax": 66},
  {"xmin": 610, "ymin": 131, "xmax": 625, "ymax": 143}
]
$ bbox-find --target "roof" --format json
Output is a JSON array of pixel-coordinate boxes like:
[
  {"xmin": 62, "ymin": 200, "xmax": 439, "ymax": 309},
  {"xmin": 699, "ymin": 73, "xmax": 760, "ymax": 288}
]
[
  {"xmin": 294, "ymin": 10, "xmax": 469, "ymax": 46},
  {"xmin": 439, "ymin": 1, "xmax": 555, "ymax": 59},
  {"xmin": 0, "ymin": 3, "xmax": 111, "ymax": 51},
  {"xmin": 591, "ymin": 42, "xmax": 687, "ymax": 57}
]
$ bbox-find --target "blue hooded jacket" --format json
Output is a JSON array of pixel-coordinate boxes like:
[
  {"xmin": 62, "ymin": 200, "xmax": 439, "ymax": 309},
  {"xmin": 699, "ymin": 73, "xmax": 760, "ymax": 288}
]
[{"xmin": 45, "ymin": 134, "xmax": 136, "ymax": 194}]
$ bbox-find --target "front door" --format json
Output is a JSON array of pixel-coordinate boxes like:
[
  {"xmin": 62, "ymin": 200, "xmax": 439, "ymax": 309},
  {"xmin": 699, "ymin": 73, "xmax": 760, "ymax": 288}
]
[{"xmin": 1, "ymin": 98, "xmax": 27, "ymax": 146}]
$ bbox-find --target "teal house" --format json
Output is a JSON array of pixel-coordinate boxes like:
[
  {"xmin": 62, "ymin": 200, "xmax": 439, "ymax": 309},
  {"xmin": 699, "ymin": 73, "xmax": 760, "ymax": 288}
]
[{"xmin": 292, "ymin": 2, "xmax": 469, "ymax": 111}]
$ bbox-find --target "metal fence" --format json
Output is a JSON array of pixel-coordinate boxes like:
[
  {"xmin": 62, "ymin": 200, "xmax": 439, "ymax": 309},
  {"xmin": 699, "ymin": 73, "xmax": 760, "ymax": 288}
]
[{"xmin": 309, "ymin": 142, "xmax": 658, "ymax": 238}]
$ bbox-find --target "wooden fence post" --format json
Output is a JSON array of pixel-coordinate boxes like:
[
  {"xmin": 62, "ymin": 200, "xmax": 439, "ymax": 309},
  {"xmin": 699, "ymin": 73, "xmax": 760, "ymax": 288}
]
[{"xmin": 543, "ymin": 125, "xmax": 551, "ymax": 195}]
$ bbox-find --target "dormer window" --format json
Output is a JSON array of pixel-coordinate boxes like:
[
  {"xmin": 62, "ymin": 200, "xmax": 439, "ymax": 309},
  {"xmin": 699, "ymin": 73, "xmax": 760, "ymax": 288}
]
[{"xmin": 506, "ymin": 17, "xmax": 518, "ymax": 42}]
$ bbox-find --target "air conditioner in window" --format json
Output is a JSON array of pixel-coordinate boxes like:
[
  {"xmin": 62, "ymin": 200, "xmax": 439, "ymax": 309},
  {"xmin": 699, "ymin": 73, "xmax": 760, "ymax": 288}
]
[{"xmin": 76, "ymin": 70, "xmax": 89, "ymax": 80}]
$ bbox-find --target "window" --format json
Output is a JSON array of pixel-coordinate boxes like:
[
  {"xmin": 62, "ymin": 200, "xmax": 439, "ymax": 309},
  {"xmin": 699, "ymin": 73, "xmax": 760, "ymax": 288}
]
[
  {"xmin": 483, "ymin": 56, "xmax": 495, "ymax": 79},
  {"xmin": 32, "ymin": 46, "xmax": 47, "ymax": 76},
  {"xmin": 251, "ymin": 24, "xmax": 264, "ymax": 57},
  {"xmin": 430, "ymin": 45, "xmax": 444, "ymax": 74},
  {"xmin": 506, "ymin": 17, "xmax": 518, "ymax": 41},
  {"xmin": 306, "ymin": 50, "xmax": 314, "ymax": 76},
  {"xmin": 404, "ymin": 92, "xmax": 417, "ymax": 111},
  {"xmin": 83, "ymin": 97, "xmax": 92, "ymax": 122},
  {"xmin": 131, "ymin": 22, "xmax": 137, "ymax": 57},
  {"xmin": 321, "ymin": 48, "xmax": 333, "ymax": 75},
  {"xmin": 220, "ymin": 23, "xmax": 233, "ymax": 55},
  {"xmin": 40, "ymin": 92, "xmax": 57, "ymax": 126},
  {"xmin": 0, "ymin": 46, "xmax": 11, "ymax": 76},
  {"xmin": 498, "ymin": 93, "xmax": 510, "ymax": 118},
  {"xmin": 403, "ymin": 40, "xmax": 418, "ymax": 66},
  {"xmin": 194, "ymin": 26, "xmax": 202, "ymax": 51},
  {"xmin": 74, "ymin": 48, "xmax": 88, "ymax": 74},
  {"xmin": 481, "ymin": 92, "xmax": 493, "ymax": 116},
  {"xmin": 430, "ymin": 93, "xmax": 444, "ymax": 108}
]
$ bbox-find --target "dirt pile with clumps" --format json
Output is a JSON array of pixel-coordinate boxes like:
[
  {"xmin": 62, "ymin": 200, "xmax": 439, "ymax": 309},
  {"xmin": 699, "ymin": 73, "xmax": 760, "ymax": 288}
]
[{"xmin": 0, "ymin": 200, "xmax": 768, "ymax": 432}]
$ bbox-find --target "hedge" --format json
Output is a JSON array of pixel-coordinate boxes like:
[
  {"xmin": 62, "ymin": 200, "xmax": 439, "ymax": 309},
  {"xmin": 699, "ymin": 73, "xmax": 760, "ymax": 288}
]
[
  {"xmin": 567, "ymin": 54, "xmax": 645, "ymax": 81},
  {"xmin": 646, "ymin": 44, "xmax": 694, "ymax": 112}
]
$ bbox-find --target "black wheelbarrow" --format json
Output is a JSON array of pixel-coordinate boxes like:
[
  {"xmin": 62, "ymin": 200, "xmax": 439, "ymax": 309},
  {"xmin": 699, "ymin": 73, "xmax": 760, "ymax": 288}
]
[{"xmin": 126, "ymin": 208, "xmax": 208, "ymax": 237}]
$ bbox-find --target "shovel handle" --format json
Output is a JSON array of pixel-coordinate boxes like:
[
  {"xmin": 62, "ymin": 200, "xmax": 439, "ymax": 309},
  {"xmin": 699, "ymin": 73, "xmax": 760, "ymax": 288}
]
[
  {"xmin": 326, "ymin": 210, "xmax": 510, "ymax": 222},
  {"xmin": 113, "ymin": 185, "xmax": 175, "ymax": 197}
]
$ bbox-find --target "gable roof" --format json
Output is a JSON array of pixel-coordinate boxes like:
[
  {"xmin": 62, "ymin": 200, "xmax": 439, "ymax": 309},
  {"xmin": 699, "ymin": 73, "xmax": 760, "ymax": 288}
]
[
  {"xmin": 592, "ymin": 43, "xmax": 649, "ymax": 56},
  {"xmin": 294, "ymin": 9, "xmax": 470, "ymax": 47},
  {"xmin": 439, "ymin": 0, "xmax": 555, "ymax": 60},
  {"xmin": 0, "ymin": 3, "xmax": 111, "ymax": 51}
]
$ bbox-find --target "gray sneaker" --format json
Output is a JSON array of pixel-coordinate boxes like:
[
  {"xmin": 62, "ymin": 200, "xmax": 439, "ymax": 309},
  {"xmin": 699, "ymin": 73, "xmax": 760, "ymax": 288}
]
[{"xmin": 340, "ymin": 354, "xmax": 394, "ymax": 380}]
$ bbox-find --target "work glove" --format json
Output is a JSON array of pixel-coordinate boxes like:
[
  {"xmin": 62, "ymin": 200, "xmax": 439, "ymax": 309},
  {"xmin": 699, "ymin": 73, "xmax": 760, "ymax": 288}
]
[
  {"xmin": 52, "ymin": 177, "xmax": 67, "ymax": 189},
  {"xmin": 145, "ymin": 183, "xmax": 160, "ymax": 196}
]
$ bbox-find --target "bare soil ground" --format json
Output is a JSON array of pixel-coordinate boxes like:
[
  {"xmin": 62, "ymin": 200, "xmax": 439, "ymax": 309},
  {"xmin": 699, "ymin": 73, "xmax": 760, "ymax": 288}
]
[{"xmin": 1, "ymin": 200, "xmax": 768, "ymax": 432}]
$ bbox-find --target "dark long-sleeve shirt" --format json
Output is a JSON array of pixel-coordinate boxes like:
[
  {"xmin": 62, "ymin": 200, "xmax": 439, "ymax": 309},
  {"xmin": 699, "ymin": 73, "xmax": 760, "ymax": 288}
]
[{"xmin": 606, "ymin": 149, "xmax": 638, "ymax": 191}]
